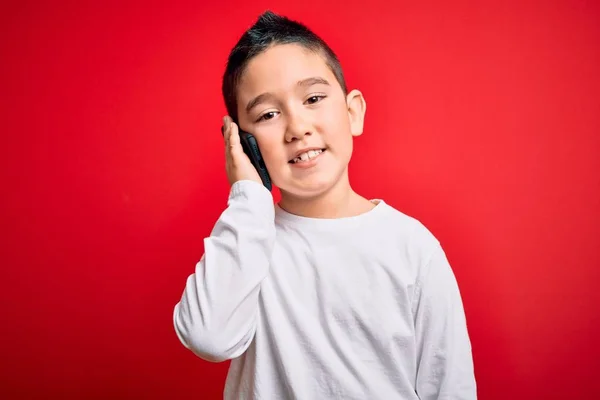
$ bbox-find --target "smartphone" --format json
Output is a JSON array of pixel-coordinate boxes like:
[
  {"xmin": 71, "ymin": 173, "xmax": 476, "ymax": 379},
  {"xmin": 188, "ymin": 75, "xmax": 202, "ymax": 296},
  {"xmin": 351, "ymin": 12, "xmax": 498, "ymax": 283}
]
[
  {"xmin": 221, "ymin": 124, "xmax": 272, "ymax": 191},
  {"xmin": 239, "ymin": 129, "xmax": 272, "ymax": 191}
]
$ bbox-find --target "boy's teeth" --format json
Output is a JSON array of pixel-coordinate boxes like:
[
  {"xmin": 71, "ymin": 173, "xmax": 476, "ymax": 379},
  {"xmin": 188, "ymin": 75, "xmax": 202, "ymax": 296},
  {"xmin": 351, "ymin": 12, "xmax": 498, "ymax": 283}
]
[{"xmin": 293, "ymin": 149, "xmax": 323, "ymax": 163}]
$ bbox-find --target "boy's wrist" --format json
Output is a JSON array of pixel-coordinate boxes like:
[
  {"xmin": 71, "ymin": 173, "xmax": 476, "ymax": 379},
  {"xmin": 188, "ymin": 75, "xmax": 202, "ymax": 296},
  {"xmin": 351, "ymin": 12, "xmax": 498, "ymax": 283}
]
[
  {"xmin": 229, "ymin": 180, "xmax": 275, "ymax": 219},
  {"xmin": 230, "ymin": 179, "xmax": 271, "ymax": 197}
]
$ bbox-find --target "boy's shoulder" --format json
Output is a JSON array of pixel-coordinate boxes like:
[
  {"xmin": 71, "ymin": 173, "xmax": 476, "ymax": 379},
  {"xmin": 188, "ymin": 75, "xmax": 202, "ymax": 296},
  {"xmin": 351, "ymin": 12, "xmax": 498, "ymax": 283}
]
[{"xmin": 376, "ymin": 200, "xmax": 441, "ymax": 256}]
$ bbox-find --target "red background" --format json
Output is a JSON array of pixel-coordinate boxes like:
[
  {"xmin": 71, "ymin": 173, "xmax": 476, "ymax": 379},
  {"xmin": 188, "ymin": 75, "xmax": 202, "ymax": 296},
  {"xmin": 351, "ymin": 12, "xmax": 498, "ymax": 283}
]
[{"xmin": 2, "ymin": 1, "xmax": 599, "ymax": 399}]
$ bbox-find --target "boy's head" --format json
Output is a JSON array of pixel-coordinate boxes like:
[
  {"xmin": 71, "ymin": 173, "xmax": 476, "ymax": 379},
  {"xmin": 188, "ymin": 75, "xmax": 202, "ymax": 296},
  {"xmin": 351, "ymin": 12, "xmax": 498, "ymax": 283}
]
[
  {"xmin": 222, "ymin": 10, "xmax": 366, "ymax": 200},
  {"xmin": 222, "ymin": 10, "xmax": 347, "ymax": 121}
]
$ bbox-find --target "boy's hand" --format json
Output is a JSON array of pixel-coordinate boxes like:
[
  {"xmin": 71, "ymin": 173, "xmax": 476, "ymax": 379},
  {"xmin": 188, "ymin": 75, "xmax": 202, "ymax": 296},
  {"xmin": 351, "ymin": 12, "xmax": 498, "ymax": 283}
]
[{"xmin": 222, "ymin": 116, "xmax": 262, "ymax": 186}]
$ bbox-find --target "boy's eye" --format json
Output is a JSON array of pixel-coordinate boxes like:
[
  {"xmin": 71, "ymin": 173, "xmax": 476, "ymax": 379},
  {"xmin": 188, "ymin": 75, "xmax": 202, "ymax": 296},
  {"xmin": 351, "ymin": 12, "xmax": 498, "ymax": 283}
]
[
  {"xmin": 257, "ymin": 111, "xmax": 278, "ymax": 122},
  {"xmin": 306, "ymin": 95, "xmax": 325, "ymax": 105}
]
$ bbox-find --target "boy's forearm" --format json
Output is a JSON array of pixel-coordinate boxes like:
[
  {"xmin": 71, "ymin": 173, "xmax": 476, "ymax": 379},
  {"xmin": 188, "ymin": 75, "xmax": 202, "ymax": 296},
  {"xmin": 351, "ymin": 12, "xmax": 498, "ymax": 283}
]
[{"xmin": 173, "ymin": 180, "xmax": 276, "ymax": 362}]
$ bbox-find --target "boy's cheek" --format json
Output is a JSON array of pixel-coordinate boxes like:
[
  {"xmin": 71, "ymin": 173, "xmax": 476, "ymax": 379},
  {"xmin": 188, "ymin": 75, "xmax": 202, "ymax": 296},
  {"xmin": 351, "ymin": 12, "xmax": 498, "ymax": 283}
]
[{"xmin": 261, "ymin": 147, "xmax": 287, "ymax": 171}]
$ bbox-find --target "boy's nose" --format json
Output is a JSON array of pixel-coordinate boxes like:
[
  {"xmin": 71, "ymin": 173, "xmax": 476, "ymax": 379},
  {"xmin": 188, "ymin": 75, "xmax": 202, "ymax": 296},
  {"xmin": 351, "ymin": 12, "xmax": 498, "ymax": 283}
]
[{"xmin": 284, "ymin": 117, "xmax": 313, "ymax": 142}]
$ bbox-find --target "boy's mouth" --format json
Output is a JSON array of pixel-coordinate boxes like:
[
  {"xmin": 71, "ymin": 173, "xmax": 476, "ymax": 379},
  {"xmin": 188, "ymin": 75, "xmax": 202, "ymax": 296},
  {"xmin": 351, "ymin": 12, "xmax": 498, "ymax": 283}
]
[{"xmin": 289, "ymin": 148, "xmax": 326, "ymax": 164}]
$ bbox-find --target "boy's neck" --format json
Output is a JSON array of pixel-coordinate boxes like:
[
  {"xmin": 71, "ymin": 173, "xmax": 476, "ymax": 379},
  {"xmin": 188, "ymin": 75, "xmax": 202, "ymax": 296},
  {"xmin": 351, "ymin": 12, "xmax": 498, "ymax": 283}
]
[{"xmin": 277, "ymin": 172, "xmax": 375, "ymax": 219}]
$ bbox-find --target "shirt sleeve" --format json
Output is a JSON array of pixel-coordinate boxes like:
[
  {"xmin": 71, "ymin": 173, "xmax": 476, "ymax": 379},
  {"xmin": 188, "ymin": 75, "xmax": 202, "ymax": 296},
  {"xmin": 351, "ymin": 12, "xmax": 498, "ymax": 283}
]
[
  {"xmin": 412, "ymin": 245, "xmax": 477, "ymax": 399},
  {"xmin": 173, "ymin": 180, "xmax": 276, "ymax": 362}
]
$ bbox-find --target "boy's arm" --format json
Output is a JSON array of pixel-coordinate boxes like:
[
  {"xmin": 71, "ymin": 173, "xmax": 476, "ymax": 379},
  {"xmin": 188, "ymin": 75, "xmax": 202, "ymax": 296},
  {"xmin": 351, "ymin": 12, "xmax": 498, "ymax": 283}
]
[
  {"xmin": 173, "ymin": 179, "xmax": 276, "ymax": 362},
  {"xmin": 413, "ymin": 245, "xmax": 477, "ymax": 399}
]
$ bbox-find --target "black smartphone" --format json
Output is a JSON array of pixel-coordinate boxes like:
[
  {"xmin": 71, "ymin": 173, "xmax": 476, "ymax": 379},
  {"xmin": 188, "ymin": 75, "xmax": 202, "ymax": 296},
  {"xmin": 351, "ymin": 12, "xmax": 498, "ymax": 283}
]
[
  {"xmin": 238, "ymin": 129, "xmax": 272, "ymax": 191},
  {"xmin": 221, "ymin": 124, "xmax": 272, "ymax": 191}
]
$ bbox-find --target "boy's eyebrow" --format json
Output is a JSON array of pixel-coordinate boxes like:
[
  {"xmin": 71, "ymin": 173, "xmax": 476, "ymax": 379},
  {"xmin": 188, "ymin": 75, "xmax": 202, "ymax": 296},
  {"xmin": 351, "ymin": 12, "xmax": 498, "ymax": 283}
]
[
  {"xmin": 297, "ymin": 76, "xmax": 330, "ymax": 88},
  {"xmin": 245, "ymin": 76, "xmax": 330, "ymax": 114},
  {"xmin": 246, "ymin": 93, "xmax": 275, "ymax": 114}
]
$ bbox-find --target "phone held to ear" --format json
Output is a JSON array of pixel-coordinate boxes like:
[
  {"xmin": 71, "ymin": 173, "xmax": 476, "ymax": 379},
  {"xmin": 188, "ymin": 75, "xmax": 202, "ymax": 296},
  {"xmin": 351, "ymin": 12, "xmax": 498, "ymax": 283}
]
[
  {"xmin": 239, "ymin": 129, "xmax": 272, "ymax": 191},
  {"xmin": 221, "ymin": 124, "xmax": 272, "ymax": 192}
]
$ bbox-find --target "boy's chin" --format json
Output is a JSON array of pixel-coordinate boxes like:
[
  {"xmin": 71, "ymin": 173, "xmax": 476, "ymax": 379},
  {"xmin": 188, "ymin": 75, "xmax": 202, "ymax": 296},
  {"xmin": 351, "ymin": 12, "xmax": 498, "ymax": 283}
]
[{"xmin": 278, "ymin": 177, "xmax": 341, "ymax": 200}]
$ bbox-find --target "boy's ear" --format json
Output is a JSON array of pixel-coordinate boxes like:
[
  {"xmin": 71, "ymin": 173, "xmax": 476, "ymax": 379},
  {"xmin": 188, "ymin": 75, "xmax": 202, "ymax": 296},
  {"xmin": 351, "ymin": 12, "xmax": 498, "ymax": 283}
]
[{"xmin": 346, "ymin": 89, "xmax": 367, "ymax": 137}]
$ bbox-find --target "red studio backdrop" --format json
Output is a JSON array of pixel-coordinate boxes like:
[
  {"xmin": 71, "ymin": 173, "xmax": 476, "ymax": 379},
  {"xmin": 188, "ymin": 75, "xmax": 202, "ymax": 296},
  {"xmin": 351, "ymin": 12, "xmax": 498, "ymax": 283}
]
[{"xmin": 1, "ymin": 1, "xmax": 599, "ymax": 399}]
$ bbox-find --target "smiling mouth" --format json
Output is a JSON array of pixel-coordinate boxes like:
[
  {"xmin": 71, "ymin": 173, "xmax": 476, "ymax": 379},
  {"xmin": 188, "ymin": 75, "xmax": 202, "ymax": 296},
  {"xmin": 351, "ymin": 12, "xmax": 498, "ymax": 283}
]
[{"xmin": 289, "ymin": 149, "xmax": 326, "ymax": 164}]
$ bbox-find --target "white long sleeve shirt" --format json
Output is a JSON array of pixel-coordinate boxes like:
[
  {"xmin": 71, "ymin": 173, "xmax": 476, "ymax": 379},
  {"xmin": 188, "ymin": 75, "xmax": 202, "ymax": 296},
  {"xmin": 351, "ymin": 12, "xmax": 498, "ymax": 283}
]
[{"xmin": 173, "ymin": 180, "xmax": 477, "ymax": 399}]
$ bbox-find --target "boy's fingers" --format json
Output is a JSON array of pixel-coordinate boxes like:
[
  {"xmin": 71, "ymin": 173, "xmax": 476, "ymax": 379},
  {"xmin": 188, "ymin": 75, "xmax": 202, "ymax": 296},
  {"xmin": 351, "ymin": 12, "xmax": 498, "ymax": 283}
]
[
  {"xmin": 222, "ymin": 116, "xmax": 230, "ymax": 142},
  {"xmin": 222, "ymin": 116, "xmax": 245, "ymax": 163},
  {"xmin": 220, "ymin": 116, "xmax": 261, "ymax": 186},
  {"xmin": 228, "ymin": 121, "xmax": 241, "ymax": 148}
]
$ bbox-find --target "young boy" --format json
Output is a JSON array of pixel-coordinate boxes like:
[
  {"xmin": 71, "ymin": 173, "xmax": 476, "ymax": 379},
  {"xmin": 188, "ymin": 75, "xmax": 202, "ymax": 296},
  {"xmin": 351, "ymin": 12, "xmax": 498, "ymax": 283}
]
[{"xmin": 174, "ymin": 10, "xmax": 476, "ymax": 399}]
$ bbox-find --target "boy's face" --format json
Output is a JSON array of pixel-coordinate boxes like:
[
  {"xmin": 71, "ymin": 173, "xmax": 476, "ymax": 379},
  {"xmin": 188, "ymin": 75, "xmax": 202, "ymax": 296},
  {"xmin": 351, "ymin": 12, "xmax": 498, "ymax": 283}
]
[{"xmin": 235, "ymin": 43, "xmax": 366, "ymax": 199}]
